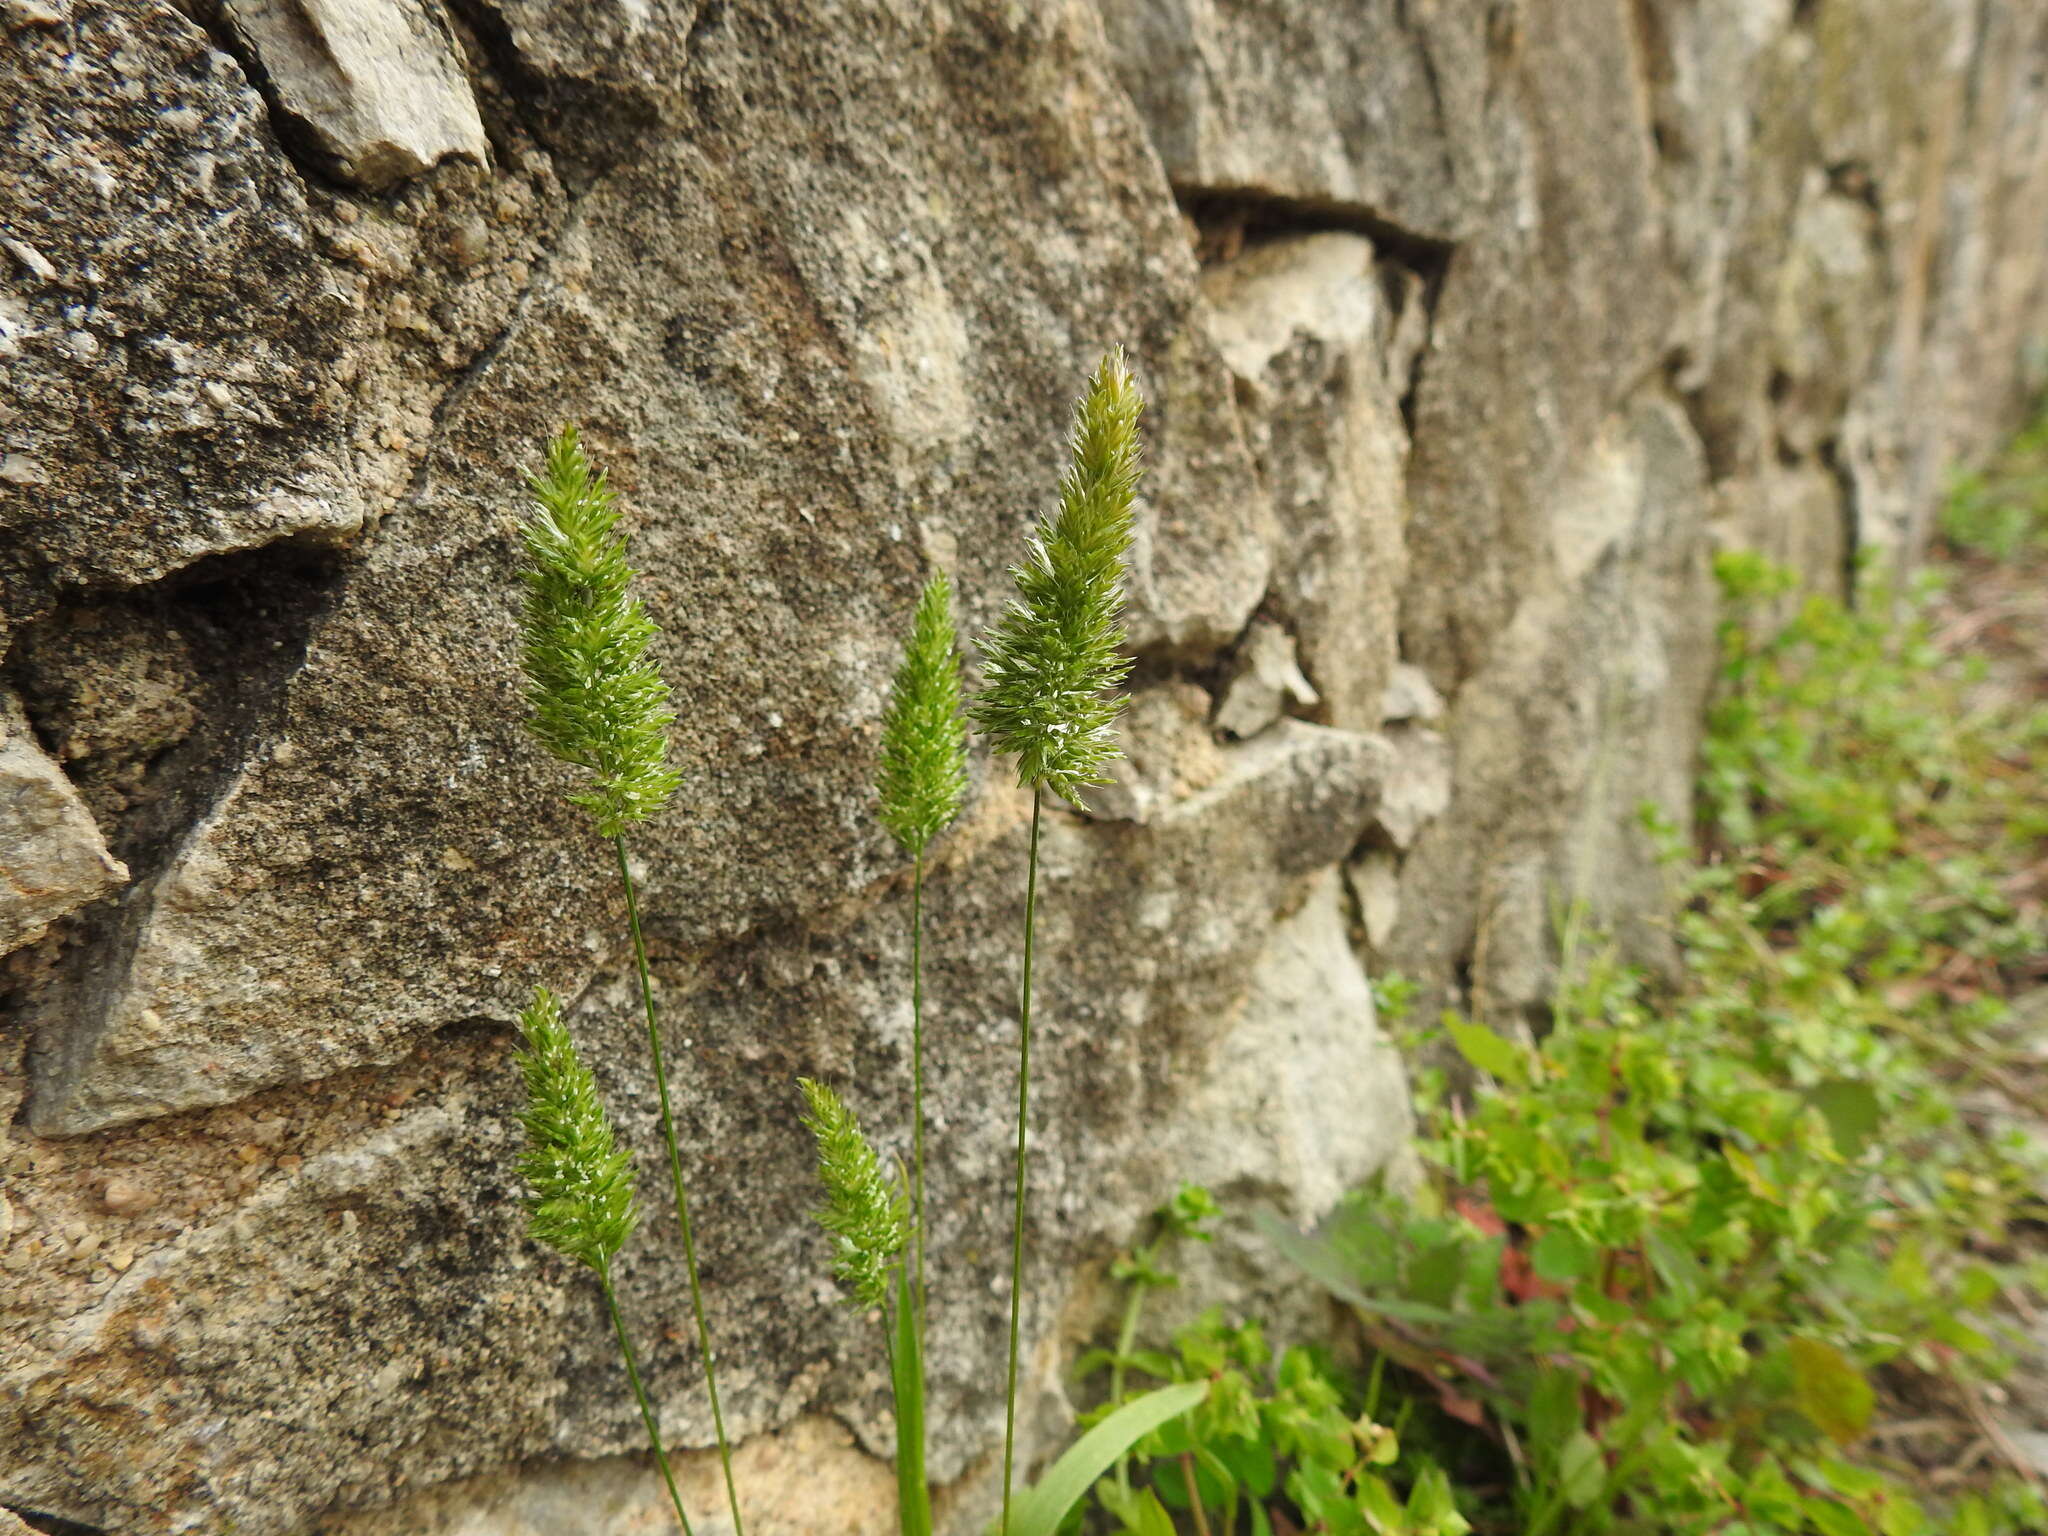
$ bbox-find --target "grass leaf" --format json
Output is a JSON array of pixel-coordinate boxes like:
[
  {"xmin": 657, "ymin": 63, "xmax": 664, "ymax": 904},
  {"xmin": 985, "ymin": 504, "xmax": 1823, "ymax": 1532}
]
[{"xmin": 994, "ymin": 1382, "xmax": 1208, "ymax": 1536}]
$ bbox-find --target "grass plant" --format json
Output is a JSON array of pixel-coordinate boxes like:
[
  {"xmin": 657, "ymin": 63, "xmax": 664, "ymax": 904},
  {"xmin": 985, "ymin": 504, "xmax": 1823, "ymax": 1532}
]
[
  {"xmin": 970, "ymin": 348, "xmax": 1144, "ymax": 1534},
  {"xmin": 508, "ymin": 364, "xmax": 1198, "ymax": 1536},
  {"xmin": 511, "ymin": 427, "xmax": 744, "ymax": 1535}
]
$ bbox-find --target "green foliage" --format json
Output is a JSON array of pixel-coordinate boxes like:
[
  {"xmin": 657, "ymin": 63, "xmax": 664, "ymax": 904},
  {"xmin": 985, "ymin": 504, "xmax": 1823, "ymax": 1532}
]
[
  {"xmin": 518, "ymin": 425, "xmax": 683, "ymax": 836},
  {"xmin": 879, "ymin": 571, "xmax": 970, "ymax": 856},
  {"xmin": 1940, "ymin": 407, "xmax": 2048, "ymax": 561},
  {"xmin": 1080, "ymin": 1190, "xmax": 1470, "ymax": 1536},
  {"xmin": 1272, "ymin": 551, "xmax": 2048, "ymax": 1535},
  {"xmin": 970, "ymin": 348, "xmax": 1143, "ymax": 808},
  {"xmin": 892, "ymin": 1264, "xmax": 934, "ymax": 1536},
  {"xmin": 798, "ymin": 1077, "xmax": 911, "ymax": 1312},
  {"xmin": 513, "ymin": 986, "xmax": 638, "ymax": 1273},
  {"xmin": 1083, "ymin": 1302, "xmax": 1468, "ymax": 1536}
]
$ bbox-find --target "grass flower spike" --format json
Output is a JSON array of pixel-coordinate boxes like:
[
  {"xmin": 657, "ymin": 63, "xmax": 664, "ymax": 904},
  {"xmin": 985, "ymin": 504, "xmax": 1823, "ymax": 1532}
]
[
  {"xmin": 519, "ymin": 426, "xmax": 682, "ymax": 836},
  {"xmin": 514, "ymin": 986, "xmax": 692, "ymax": 1534},
  {"xmin": 878, "ymin": 572, "xmax": 969, "ymax": 857},
  {"xmin": 799, "ymin": 1078, "xmax": 910, "ymax": 1312},
  {"xmin": 516, "ymin": 986, "xmax": 637, "ymax": 1272},
  {"xmin": 969, "ymin": 347, "xmax": 1142, "ymax": 809}
]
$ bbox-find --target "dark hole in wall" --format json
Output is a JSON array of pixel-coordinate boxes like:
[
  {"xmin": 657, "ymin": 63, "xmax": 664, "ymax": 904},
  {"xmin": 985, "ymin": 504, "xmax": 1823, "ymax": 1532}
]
[
  {"xmin": 5, "ymin": 534, "xmax": 348, "ymax": 881},
  {"xmin": 1176, "ymin": 186, "xmax": 1454, "ymax": 290},
  {"xmin": 442, "ymin": 0, "xmax": 664, "ymax": 183},
  {"xmin": 1819, "ymin": 434, "xmax": 1861, "ymax": 602},
  {"xmin": 4, "ymin": 1506, "xmax": 107, "ymax": 1536}
]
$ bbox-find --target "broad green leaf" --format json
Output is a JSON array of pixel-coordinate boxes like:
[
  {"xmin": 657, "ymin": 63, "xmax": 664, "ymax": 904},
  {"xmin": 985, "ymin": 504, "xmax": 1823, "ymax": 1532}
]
[
  {"xmin": 1531, "ymin": 1227, "xmax": 1594, "ymax": 1283},
  {"xmin": 1446, "ymin": 1017, "xmax": 1529, "ymax": 1085},
  {"xmin": 1788, "ymin": 1337, "xmax": 1874, "ymax": 1446},
  {"xmin": 1354, "ymin": 1473, "xmax": 1405, "ymax": 1534},
  {"xmin": 1807, "ymin": 1079, "xmax": 1882, "ymax": 1158},
  {"xmin": 1558, "ymin": 1429, "xmax": 1604, "ymax": 1509},
  {"xmin": 1254, "ymin": 1210, "xmax": 1523, "ymax": 1345},
  {"xmin": 994, "ymin": 1382, "xmax": 1207, "ymax": 1536},
  {"xmin": 1128, "ymin": 1488, "xmax": 1175, "ymax": 1536},
  {"xmin": 1804, "ymin": 1498, "xmax": 1875, "ymax": 1536}
]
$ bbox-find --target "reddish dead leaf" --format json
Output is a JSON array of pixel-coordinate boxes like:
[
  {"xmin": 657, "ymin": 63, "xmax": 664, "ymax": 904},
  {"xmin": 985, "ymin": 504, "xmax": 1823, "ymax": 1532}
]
[{"xmin": 1454, "ymin": 1194, "xmax": 1506, "ymax": 1237}]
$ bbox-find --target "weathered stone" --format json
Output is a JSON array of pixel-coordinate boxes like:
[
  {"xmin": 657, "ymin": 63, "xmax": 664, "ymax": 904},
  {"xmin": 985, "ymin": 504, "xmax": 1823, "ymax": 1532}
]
[
  {"xmin": 221, "ymin": 0, "xmax": 490, "ymax": 192},
  {"xmin": 1098, "ymin": 0, "xmax": 1490, "ymax": 240},
  {"xmin": 1369, "ymin": 727, "xmax": 1451, "ymax": 854},
  {"xmin": 1391, "ymin": 392, "xmax": 1717, "ymax": 1025},
  {"xmin": 0, "ymin": 1, "xmax": 369, "ymax": 616},
  {"xmin": 1213, "ymin": 618, "xmax": 1319, "ymax": 739},
  {"xmin": 0, "ymin": 693, "xmax": 127, "ymax": 957},
  {"xmin": 1086, "ymin": 680, "xmax": 1229, "ymax": 825},
  {"xmin": 1347, "ymin": 850, "xmax": 1402, "ymax": 955},
  {"xmin": 1156, "ymin": 867, "xmax": 1409, "ymax": 1217},
  {"xmin": 1200, "ymin": 232, "xmax": 1410, "ymax": 729},
  {"xmin": 318, "ymin": 1422, "xmax": 899, "ymax": 1536},
  {"xmin": 1379, "ymin": 663, "xmax": 1445, "ymax": 726}
]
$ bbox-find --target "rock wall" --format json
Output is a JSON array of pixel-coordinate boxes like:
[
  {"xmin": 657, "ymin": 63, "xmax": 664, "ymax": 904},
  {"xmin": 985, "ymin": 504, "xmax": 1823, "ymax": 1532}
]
[{"xmin": 2, "ymin": 2, "xmax": 2044, "ymax": 1532}]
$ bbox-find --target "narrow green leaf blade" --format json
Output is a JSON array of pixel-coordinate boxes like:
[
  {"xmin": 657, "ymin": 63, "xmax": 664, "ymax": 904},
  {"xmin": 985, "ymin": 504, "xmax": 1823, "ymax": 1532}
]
[
  {"xmin": 892, "ymin": 1268, "xmax": 933, "ymax": 1536},
  {"xmin": 993, "ymin": 1382, "xmax": 1208, "ymax": 1536}
]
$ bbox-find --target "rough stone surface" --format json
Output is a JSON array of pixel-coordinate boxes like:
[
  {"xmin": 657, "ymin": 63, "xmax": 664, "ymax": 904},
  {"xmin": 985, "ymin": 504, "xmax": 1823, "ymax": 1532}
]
[
  {"xmin": 2, "ymin": 0, "xmax": 2045, "ymax": 1533},
  {"xmin": 221, "ymin": 0, "xmax": 490, "ymax": 191},
  {"xmin": 0, "ymin": 694, "xmax": 126, "ymax": 957}
]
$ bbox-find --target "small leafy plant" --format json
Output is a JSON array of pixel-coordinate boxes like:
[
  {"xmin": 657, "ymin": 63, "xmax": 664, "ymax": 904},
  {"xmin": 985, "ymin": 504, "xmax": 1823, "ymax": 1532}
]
[
  {"xmin": 1264, "ymin": 548, "xmax": 2048, "ymax": 1535},
  {"xmin": 1080, "ymin": 1189, "xmax": 1470, "ymax": 1536}
]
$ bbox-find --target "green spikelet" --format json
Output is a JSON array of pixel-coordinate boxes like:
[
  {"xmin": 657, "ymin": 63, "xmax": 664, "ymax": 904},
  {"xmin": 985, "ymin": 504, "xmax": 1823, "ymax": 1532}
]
[
  {"xmin": 877, "ymin": 572, "xmax": 969, "ymax": 856},
  {"xmin": 968, "ymin": 349, "xmax": 1143, "ymax": 808},
  {"xmin": 515, "ymin": 986, "xmax": 638, "ymax": 1272},
  {"xmin": 798, "ymin": 1078, "xmax": 909, "ymax": 1312},
  {"xmin": 518, "ymin": 426, "xmax": 683, "ymax": 837}
]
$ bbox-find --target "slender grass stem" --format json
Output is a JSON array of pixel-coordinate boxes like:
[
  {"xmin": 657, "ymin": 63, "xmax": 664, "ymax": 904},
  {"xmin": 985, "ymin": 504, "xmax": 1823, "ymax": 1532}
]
[
  {"xmin": 905, "ymin": 850, "xmax": 934, "ymax": 1536},
  {"xmin": 1179, "ymin": 1453, "xmax": 1214, "ymax": 1536},
  {"xmin": 602, "ymin": 1266, "xmax": 695, "ymax": 1536},
  {"xmin": 999, "ymin": 790, "xmax": 1045, "ymax": 1536},
  {"xmin": 911, "ymin": 852, "xmax": 928, "ymax": 1329},
  {"xmin": 616, "ymin": 834, "xmax": 745, "ymax": 1536},
  {"xmin": 1109, "ymin": 1242, "xmax": 1153, "ymax": 1499}
]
